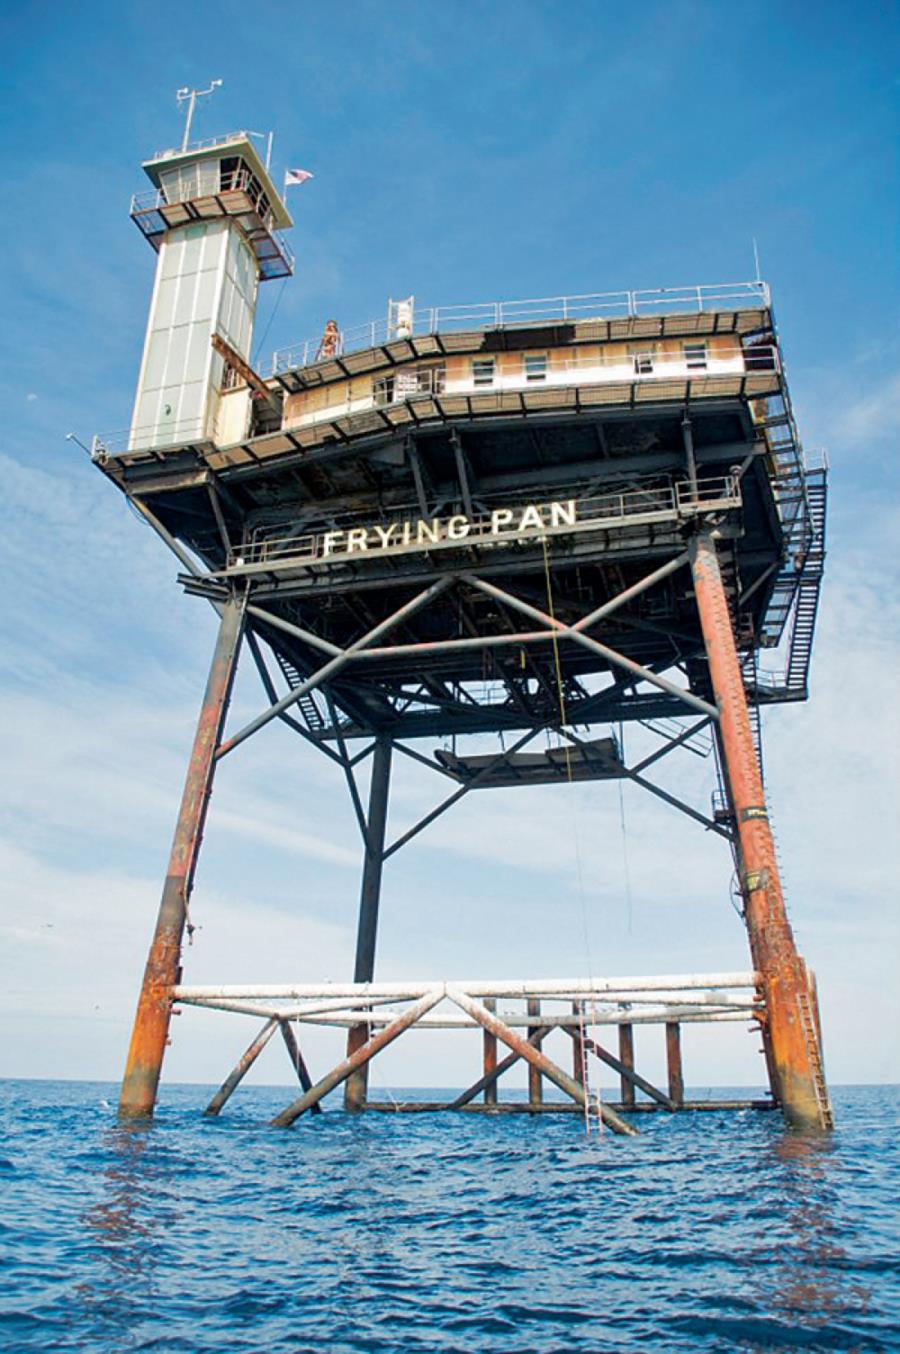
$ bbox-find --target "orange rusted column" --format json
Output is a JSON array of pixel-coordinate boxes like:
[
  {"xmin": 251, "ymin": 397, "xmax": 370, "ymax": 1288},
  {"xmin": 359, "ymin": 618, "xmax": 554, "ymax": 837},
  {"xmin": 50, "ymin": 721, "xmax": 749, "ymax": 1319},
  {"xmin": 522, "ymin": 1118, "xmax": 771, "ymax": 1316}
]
[
  {"xmin": 119, "ymin": 595, "xmax": 244, "ymax": 1119},
  {"xmin": 689, "ymin": 530, "xmax": 831, "ymax": 1130}
]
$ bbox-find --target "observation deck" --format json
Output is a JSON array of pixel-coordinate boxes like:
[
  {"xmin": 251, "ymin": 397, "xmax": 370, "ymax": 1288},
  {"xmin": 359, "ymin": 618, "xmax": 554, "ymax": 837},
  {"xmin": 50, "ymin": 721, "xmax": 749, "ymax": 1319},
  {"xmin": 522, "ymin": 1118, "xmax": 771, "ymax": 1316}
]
[
  {"xmin": 94, "ymin": 279, "xmax": 826, "ymax": 738},
  {"xmin": 130, "ymin": 131, "xmax": 294, "ymax": 281}
]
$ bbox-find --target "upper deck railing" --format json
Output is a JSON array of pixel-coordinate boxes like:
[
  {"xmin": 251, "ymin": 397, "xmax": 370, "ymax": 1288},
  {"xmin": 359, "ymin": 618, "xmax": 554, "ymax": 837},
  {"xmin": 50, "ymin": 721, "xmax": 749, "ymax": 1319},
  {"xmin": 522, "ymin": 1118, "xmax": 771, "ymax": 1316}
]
[
  {"xmin": 149, "ymin": 129, "xmax": 265, "ymax": 163},
  {"xmin": 272, "ymin": 280, "xmax": 772, "ymax": 375}
]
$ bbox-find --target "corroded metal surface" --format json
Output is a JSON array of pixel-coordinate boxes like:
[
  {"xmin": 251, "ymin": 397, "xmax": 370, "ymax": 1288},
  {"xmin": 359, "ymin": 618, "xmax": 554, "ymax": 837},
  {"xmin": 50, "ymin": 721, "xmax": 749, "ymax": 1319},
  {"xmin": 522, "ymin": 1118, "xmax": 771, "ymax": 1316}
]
[
  {"xmin": 118, "ymin": 595, "xmax": 244, "ymax": 1119},
  {"xmin": 689, "ymin": 530, "xmax": 832, "ymax": 1130}
]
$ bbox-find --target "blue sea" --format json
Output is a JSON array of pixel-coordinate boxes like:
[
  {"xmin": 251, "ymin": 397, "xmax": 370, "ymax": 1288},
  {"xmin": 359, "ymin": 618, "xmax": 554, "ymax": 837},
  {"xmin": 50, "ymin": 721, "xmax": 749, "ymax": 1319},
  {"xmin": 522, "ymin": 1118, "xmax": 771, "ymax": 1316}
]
[{"xmin": 1, "ymin": 1081, "xmax": 897, "ymax": 1353}]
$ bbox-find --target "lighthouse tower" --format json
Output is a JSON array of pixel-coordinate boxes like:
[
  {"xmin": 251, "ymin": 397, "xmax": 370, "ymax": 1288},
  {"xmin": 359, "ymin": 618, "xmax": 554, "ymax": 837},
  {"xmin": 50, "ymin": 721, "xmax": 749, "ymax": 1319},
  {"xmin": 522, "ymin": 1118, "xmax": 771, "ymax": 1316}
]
[{"xmin": 128, "ymin": 114, "xmax": 293, "ymax": 451}]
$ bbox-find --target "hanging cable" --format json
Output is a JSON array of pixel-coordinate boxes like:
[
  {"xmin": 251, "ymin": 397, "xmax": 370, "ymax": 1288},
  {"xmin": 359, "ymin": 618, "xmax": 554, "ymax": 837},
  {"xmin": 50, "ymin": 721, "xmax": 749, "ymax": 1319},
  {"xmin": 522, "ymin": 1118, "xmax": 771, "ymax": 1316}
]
[
  {"xmin": 252, "ymin": 277, "xmax": 288, "ymax": 368},
  {"xmin": 541, "ymin": 536, "xmax": 603, "ymax": 1135}
]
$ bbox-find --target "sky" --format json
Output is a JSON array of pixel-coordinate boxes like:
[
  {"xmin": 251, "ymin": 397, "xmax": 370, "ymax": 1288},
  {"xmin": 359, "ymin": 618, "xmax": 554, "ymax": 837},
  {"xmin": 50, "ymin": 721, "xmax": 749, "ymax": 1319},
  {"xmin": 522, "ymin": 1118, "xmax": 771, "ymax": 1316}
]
[{"xmin": 1, "ymin": 0, "xmax": 898, "ymax": 1098}]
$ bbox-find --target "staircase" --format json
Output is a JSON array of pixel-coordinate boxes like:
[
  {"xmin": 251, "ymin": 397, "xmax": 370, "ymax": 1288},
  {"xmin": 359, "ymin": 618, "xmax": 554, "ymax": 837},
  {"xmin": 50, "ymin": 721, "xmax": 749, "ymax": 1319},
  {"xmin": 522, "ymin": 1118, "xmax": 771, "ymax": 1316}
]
[
  {"xmin": 750, "ymin": 394, "xmax": 828, "ymax": 702},
  {"xmin": 273, "ymin": 651, "xmax": 326, "ymax": 731}
]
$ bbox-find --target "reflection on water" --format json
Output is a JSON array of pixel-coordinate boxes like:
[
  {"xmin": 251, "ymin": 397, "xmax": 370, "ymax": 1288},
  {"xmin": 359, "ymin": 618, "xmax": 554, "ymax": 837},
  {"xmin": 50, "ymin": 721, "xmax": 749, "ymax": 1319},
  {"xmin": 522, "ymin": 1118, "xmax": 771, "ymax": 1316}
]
[
  {"xmin": 75, "ymin": 1124, "xmax": 175, "ymax": 1336},
  {"xmin": 1, "ymin": 1083, "xmax": 897, "ymax": 1353},
  {"xmin": 749, "ymin": 1132, "xmax": 872, "ymax": 1345}
]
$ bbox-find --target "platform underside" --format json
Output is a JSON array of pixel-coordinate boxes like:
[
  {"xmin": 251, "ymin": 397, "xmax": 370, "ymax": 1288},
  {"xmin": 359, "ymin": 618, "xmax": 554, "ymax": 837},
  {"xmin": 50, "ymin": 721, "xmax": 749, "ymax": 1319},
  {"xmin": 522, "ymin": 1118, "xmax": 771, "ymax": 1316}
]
[{"xmin": 98, "ymin": 307, "xmax": 825, "ymax": 742}]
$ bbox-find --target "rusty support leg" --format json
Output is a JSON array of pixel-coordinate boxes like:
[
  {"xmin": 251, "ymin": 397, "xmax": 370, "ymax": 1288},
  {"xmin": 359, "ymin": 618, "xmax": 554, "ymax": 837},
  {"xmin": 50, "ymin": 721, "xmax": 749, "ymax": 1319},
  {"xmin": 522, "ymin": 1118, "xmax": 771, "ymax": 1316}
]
[
  {"xmin": 119, "ymin": 594, "xmax": 244, "ymax": 1120},
  {"xmin": 572, "ymin": 1002, "xmax": 586, "ymax": 1086},
  {"xmin": 527, "ymin": 998, "xmax": 543, "ymax": 1108},
  {"xmin": 483, "ymin": 998, "xmax": 498, "ymax": 1106},
  {"xmin": 665, "ymin": 1022, "xmax": 684, "ymax": 1108},
  {"xmin": 280, "ymin": 1021, "xmax": 321, "ymax": 1115},
  {"xmin": 618, "ymin": 1023, "xmax": 635, "ymax": 1108},
  {"xmin": 689, "ymin": 529, "xmax": 831, "ymax": 1130},
  {"xmin": 205, "ymin": 1018, "xmax": 278, "ymax": 1116},
  {"xmin": 345, "ymin": 736, "xmax": 393, "ymax": 1112}
]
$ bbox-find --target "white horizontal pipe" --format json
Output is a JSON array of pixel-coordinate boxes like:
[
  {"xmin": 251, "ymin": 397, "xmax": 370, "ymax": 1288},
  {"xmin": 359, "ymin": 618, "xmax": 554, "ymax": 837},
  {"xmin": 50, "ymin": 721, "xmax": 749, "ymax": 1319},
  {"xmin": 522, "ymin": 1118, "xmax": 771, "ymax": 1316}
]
[
  {"xmin": 173, "ymin": 971, "xmax": 760, "ymax": 1002},
  {"xmin": 176, "ymin": 1002, "xmax": 755, "ymax": 1029},
  {"xmin": 175, "ymin": 993, "xmax": 412, "ymax": 1021},
  {"xmin": 279, "ymin": 1008, "xmax": 754, "ymax": 1030}
]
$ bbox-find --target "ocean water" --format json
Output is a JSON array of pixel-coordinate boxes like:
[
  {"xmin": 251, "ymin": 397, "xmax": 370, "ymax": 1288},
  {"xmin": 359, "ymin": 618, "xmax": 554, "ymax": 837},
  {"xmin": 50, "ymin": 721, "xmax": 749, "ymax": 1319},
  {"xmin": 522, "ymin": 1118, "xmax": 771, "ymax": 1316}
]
[{"xmin": 0, "ymin": 1081, "xmax": 897, "ymax": 1353}]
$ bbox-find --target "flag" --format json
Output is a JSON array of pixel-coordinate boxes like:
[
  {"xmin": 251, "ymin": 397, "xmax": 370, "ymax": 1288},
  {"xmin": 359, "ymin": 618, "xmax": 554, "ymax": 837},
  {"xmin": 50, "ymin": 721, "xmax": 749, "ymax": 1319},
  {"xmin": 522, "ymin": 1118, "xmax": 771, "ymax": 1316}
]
[{"xmin": 284, "ymin": 168, "xmax": 314, "ymax": 189}]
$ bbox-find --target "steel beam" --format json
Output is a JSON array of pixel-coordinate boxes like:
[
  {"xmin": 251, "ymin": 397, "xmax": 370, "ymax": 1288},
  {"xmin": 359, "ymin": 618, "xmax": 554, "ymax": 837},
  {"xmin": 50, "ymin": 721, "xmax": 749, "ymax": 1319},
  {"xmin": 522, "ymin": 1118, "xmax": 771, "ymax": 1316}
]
[
  {"xmin": 217, "ymin": 576, "xmax": 453, "ymax": 757},
  {"xmin": 119, "ymin": 593, "xmax": 244, "ymax": 1119},
  {"xmin": 445, "ymin": 986, "xmax": 638, "ymax": 1136},
  {"xmin": 280, "ymin": 1020, "xmax": 321, "ymax": 1114},
  {"xmin": 618, "ymin": 1023, "xmax": 635, "ymax": 1108},
  {"xmin": 204, "ymin": 1018, "xmax": 278, "ymax": 1116},
  {"xmin": 465, "ymin": 574, "xmax": 718, "ymax": 720},
  {"xmin": 666, "ymin": 1021, "xmax": 684, "ymax": 1107},
  {"xmin": 271, "ymin": 988, "xmax": 444, "ymax": 1125},
  {"xmin": 689, "ymin": 528, "xmax": 832, "ymax": 1130},
  {"xmin": 564, "ymin": 1026, "xmax": 675, "ymax": 1110},
  {"xmin": 345, "ymin": 736, "xmax": 393, "ymax": 1111}
]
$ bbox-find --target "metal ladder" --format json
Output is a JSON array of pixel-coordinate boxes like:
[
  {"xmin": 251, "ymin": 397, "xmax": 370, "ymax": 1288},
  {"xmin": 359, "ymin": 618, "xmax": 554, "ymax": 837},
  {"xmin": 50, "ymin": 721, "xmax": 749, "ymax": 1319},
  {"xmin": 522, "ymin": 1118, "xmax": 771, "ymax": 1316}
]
[{"xmin": 796, "ymin": 986, "xmax": 835, "ymax": 1129}]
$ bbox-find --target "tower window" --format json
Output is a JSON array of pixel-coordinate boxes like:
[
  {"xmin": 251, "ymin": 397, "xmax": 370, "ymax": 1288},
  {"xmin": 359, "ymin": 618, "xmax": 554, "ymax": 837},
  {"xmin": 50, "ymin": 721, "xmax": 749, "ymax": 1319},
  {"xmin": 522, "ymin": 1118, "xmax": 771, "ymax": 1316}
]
[
  {"xmin": 629, "ymin": 345, "xmax": 656, "ymax": 376},
  {"xmin": 416, "ymin": 363, "xmax": 446, "ymax": 395},
  {"xmin": 524, "ymin": 353, "xmax": 548, "ymax": 382},
  {"xmin": 683, "ymin": 342, "xmax": 708, "ymax": 371},
  {"xmin": 472, "ymin": 358, "xmax": 496, "ymax": 387},
  {"xmin": 374, "ymin": 375, "xmax": 396, "ymax": 406}
]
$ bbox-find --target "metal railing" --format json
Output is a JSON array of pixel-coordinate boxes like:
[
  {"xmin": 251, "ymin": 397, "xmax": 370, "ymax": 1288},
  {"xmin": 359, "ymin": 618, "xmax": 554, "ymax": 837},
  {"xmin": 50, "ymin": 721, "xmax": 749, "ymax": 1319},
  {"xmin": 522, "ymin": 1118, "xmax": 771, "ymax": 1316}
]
[
  {"xmin": 149, "ymin": 129, "xmax": 262, "ymax": 162},
  {"xmin": 225, "ymin": 476, "xmax": 741, "ymax": 575},
  {"xmin": 132, "ymin": 167, "xmax": 277, "ymax": 230},
  {"xmin": 273, "ymin": 280, "xmax": 771, "ymax": 374},
  {"xmin": 130, "ymin": 167, "xmax": 294, "ymax": 276}
]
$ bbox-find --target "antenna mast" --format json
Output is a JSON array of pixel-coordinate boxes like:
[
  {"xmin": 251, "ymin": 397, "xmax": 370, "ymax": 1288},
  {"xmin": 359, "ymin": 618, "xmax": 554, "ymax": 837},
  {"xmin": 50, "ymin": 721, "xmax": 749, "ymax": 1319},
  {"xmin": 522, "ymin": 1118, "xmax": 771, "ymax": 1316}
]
[{"xmin": 176, "ymin": 79, "xmax": 223, "ymax": 151}]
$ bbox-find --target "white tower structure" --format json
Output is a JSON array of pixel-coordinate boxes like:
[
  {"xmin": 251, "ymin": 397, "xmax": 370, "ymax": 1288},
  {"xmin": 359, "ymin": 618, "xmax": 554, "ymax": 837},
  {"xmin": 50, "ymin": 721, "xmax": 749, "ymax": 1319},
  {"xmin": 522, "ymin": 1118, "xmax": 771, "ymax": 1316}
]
[{"xmin": 128, "ymin": 129, "xmax": 293, "ymax": 450}]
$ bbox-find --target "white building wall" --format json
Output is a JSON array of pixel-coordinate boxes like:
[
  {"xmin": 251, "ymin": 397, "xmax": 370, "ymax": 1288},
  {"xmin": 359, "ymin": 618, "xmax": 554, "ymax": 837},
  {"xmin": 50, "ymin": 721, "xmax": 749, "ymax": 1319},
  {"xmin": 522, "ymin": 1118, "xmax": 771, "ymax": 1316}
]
[{"xmin": 129, "ymin": 220, "xmax": 259, "ymax": 451}]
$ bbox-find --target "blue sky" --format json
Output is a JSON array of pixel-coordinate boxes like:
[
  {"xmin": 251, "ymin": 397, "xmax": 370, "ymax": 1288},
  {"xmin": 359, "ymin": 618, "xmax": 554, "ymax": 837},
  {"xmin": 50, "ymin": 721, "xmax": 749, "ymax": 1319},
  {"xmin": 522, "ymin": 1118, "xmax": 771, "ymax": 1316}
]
[{"xmin": 1, "ymin": 1, "xmax": 898, "ymax": 1094}]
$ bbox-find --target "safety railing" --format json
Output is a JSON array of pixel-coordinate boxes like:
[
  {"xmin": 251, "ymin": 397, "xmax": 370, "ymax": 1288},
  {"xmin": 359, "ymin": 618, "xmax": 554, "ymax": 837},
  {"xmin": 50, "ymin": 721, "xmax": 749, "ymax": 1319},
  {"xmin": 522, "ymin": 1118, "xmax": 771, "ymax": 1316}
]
[
  {"xmin": 273, "ymin": 280, "xmax": 771, "ymax": 374},
  {"xmin": 130, "ymin": 168, "xmax": 294, "ymax": 276},
  {"xmin": 225, "ymin": 476, "xmax": 741, "ymax": 574},
  {"xmin": 91, "ymin": 418, "xmax": 209, "ymax": 459},
  {"xmin": 149, "ymin": 130, "xmax": 262, "ymax": 161},
  {"xmin": 131, "ymin": 167, "xmax": 276, "ymax": 229}
]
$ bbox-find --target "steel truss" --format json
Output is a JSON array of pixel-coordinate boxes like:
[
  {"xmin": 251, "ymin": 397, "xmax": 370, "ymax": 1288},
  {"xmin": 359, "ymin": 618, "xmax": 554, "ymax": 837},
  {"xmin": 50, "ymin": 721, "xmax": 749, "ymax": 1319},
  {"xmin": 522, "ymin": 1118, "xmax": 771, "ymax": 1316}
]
[{"xmin": 117, "ymin": 506, "xmax": 833, "ymax": 1133}]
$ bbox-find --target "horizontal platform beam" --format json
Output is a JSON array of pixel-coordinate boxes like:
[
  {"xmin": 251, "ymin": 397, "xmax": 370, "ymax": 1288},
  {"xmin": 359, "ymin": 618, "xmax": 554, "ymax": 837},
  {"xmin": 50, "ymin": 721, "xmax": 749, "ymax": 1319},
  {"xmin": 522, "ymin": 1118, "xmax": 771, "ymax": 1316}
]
[
  {"xmin": 173, "ymin": 971, "xmax": 760, "ymax": 1002},
  {"xmin": 360, "ymin": 1099, "xmax": 776, "ymax": 1114}
]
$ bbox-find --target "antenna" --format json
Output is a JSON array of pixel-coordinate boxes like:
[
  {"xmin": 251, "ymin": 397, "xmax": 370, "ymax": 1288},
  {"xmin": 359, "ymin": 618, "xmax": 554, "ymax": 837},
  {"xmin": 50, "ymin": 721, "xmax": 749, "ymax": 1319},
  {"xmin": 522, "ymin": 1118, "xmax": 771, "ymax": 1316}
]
[
  {"xmin": 752, "ymin": 237, "xmax": 762, "ymax": 285},
  {"xmin": 176, "ymin": 79, "xmax": 223, "ymax": 152}
]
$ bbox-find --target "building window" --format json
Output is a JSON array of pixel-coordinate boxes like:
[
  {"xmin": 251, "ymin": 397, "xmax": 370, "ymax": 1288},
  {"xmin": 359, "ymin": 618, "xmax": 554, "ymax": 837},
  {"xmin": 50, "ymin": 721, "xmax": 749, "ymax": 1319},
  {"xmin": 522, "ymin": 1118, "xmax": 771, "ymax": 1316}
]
[
  {"xmin": 373, "ymin": 375, "xmax": 395, "ymax": 406},
  {"xmin": 629, "ymin": 345, "xmax": 656, "ymax": 376},
  {"xmin": 683, "ymin": 342, "xmax": 708, "ymax": 371},
  {"xmin": 472, "ymin": 358, "xmax": 495, "ymax": 388},
  {"xmin": 524, "ymin": 353, "xmax": 548, "ymax": 382},
  {"xmin": 416, "ymin": 363, "xmax": 446, "ymax": 395}
]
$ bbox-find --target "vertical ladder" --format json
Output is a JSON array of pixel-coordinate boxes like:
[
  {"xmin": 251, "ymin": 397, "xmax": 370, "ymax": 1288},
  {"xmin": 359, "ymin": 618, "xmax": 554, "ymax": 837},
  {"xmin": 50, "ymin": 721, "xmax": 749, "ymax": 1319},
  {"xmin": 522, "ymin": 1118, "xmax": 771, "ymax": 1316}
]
[{"xmin": 796, "ymin": 986, "xmax": 835, "ymax": 1129}]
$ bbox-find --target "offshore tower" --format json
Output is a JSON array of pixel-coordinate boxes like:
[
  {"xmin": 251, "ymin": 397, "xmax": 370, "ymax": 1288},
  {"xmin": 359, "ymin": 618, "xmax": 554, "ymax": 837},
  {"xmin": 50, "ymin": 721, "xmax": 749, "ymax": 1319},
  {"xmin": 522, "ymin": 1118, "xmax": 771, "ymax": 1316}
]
[{"xmin": 92, "ymin": 112, "xmax": 831, "ymax": 1133}]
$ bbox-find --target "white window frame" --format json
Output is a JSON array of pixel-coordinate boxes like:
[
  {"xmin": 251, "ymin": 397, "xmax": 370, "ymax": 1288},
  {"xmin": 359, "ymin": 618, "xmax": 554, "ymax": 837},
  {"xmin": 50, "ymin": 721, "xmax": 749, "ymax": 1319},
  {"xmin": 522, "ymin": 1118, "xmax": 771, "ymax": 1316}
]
[
  {"xmin": 524, "ymin": 352, "xmax": 548, "ymax": 383},
  {"xmin": 628, "ymin": 345, "xmax": 656, "ymax": 376},
  {"xmin": 416, "ymin": 363, "xmax": 446, "ymax": 395},
  {"xmin": 683, "ymin": 341, "xmax": 708, "ymax": 371},
  {"xmin": 472, "ymin": 358, "xmax": 496, "ymax": 388},
  {"xmin": 373, "ymin": 374, "xmax": 395, "ymax": 407}
]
